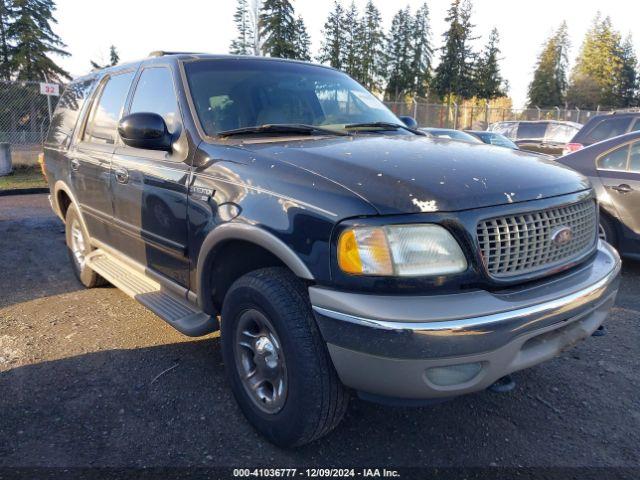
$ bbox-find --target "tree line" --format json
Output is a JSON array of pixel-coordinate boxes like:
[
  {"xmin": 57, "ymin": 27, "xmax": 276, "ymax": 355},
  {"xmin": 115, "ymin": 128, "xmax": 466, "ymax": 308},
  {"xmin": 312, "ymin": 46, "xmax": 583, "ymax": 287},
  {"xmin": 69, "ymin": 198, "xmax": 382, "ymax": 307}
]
[
  {"xmin": 0, "ymin": 0, "xmax": 70, "ymax": 81},
  {"xmin": 231, "ymin": 0, "xmax": 506, "ymax": 102},
  {"xmin": 528, "ymin": 15, "xmax": 638, "ymax": 109}
]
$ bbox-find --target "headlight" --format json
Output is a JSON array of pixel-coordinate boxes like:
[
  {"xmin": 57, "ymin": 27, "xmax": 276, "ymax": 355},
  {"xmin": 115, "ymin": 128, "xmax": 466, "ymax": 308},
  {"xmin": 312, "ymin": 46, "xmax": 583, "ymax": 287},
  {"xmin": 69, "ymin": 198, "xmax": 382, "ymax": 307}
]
[{"xmin": 338, "ymin": 224, "xmax": 467, "ymax": 276}]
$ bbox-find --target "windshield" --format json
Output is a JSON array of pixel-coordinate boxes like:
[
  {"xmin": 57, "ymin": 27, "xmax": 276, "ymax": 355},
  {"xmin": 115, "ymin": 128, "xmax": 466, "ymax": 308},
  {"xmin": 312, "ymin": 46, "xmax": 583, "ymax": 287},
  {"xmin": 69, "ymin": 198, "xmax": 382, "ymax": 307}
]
[
  {"xmin": 183, "ymin": 59, "xmax": 402, "ymax": 137},
  {"xmin": 425, "ymin": 129, "xmax": 481, "ymax": 143},
  {"xmin": 482, "ymin": 132, "xmax": 518, "ymax": 149}
]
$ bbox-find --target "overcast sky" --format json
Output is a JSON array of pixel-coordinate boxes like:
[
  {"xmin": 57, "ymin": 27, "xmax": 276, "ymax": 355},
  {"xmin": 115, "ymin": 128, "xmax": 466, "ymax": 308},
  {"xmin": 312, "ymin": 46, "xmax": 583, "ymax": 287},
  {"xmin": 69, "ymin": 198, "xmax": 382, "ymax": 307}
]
[{"xmin": 52, "ymin": 0, "xmax": 640, "ymax": 108}]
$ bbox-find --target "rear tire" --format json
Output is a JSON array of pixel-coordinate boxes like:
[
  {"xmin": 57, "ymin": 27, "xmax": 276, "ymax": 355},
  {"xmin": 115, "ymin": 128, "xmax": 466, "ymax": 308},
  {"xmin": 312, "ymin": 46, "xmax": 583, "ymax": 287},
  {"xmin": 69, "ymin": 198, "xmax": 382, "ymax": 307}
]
[
  {"xmin": 65, "ymin": 203, "xmax": 106, "ymax": 288},
  {"xmin": 221, "ymin": 267, "xmax": 349, "ymax": 447}
]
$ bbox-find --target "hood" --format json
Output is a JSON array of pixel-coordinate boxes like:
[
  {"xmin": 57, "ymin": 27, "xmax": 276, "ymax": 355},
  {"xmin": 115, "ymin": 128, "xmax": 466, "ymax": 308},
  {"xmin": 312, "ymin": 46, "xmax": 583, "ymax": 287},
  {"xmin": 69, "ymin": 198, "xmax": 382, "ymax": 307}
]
[{"xmin": 239, "ymin": 135, "xmax": 591, "ymax": 214}]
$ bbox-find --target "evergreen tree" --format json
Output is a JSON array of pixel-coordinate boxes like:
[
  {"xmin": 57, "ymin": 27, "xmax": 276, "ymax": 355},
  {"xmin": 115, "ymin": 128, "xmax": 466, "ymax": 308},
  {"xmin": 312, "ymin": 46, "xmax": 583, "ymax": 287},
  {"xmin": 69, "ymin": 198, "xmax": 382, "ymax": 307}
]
[
  {"xmin": 109, "ymin": 45, "xmax": 119, "ymax": 66},
  {"xmin": 356, "ymin": 0, "xmax": 386, "ymax": 91},
  {"xmin": 317, "ymin": 1, "xmax": 345, "ymax": 69},
  {"xmin": 230, "ymin": 0, "xmax": 254, "ymax": 55},
  {"xmin": 474, "ymin": 28, "xmax": 504, "ymax": 99},
  {"xmin": 292, "ymin": 15, "xmax": 311, "ymax": 61},
  {"xmin": 567, "ymin": 14, "xmax": 623, "ymax": 108},
  {"xmin": 0, "ymin": 0, "xmax": 14, "ymax": 80},
  {"xmin": 432, "ymin": 0, "xmax": 476, "ymax": 100},
  {"xmin": 615, "ymin": 34, "xmax": 638, "ymax": 107},
  {"xmin": 259, "ymin": 0, "xmax": 296, "ymax": 59},
  {"xmin": 8, "ymin": 0, "xmax": 69, "ymax": 81},
  {"xmin": 341, "ymin": 2, "xmax": 361, "ymax": 79},
  {"xmin": 90, "ymin": 45, "xmax": 119, "ymax": 70},
  {"xmin": 527, "ymin": 22, "xmax": 570, "ymax": 107},
  {"xmin": 384, "ymin": 7, "xmax": 414, "ymax": 100},
  {"xmin": 409, "ymin": 3, "xmax": 432, "ymax": 98}
]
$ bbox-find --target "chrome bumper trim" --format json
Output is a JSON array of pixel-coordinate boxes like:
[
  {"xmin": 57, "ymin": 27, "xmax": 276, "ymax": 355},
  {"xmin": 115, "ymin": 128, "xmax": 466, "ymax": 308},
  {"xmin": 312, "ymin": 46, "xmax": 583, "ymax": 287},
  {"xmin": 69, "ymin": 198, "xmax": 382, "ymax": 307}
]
[{"xmin": 312, "ymin": 241, "xmax": 621, "ymax": 359}]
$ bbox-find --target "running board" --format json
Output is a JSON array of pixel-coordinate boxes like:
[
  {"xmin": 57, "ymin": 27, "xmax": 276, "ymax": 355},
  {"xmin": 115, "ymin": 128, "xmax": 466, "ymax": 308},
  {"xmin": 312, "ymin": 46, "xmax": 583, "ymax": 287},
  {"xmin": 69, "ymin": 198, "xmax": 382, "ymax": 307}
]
[{"xmin": 85, "ymin": 250, "xmax": 218, "ymax": 337}]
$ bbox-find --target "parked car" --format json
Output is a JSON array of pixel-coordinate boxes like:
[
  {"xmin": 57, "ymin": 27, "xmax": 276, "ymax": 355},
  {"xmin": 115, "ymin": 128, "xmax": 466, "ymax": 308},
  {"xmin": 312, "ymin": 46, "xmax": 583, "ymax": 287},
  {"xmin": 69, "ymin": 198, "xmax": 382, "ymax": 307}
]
[
  {"xmin": 43, "ymin": 53, "xmax": 620, "ymax": 447},
  {"xmin": 420, "ymin": 127, "xmax": 483, "ymax": 143},
  {"xmin": 465, "ymin": 130, "xmax": 519, "ymax": 150},
  {"xmin": 563, "ymin": 111, "xmax": 640, "ymax": 155},
  {"xmin": 556, "ymin": 130, "xmax": 640, "ymax": 259},
  {"xmin": 488, "ymin": 120, "xmax": 582, "ymax": 156}
]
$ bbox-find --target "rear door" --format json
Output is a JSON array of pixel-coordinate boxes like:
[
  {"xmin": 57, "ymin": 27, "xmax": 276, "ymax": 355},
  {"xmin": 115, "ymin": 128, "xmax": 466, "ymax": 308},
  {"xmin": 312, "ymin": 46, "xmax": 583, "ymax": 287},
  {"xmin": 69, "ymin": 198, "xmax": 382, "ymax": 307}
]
[
  {"xmin": 597, "ymin": 141, "xmax": 640, "ymax": 237},
  {"xmin": 70, "ymin": 70, "xmax": 135, "ymax": 242},
  {"xmin": 109, "ymin": 65, "xmax": 191, "ymax": 287}
]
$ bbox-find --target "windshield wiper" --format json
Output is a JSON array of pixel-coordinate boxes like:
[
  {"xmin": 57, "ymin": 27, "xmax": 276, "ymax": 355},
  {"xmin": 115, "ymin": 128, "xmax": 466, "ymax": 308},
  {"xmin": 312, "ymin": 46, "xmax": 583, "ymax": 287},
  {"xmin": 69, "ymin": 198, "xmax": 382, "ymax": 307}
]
[
  {"xmin": 218, "ymin": 123, "xmax": 350, "ymax": 138},
  {"xmin": 344, "ymin": 122, "xmax": 426, "ymax": 136}
]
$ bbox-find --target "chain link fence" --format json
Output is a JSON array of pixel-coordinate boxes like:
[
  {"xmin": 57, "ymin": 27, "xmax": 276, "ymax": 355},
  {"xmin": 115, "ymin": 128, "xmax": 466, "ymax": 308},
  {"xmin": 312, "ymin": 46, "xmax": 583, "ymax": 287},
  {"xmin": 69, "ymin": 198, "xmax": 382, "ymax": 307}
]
[
  {"xmin": 0, "ymin": 79, "xmax": 620, "ymax": 166},
  {"xmin": 384, "ymin": 100, "xmax": 614, "ymax": 131},
  {"xmin": 0, "ymin": 80, "xmax": 61, "ymax": 166}
]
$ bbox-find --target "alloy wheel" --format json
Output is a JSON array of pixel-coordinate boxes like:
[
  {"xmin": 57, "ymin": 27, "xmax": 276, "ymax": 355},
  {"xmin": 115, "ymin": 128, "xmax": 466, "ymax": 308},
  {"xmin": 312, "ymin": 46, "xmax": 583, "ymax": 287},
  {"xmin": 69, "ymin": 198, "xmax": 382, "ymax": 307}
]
[
  {"xmin": 70, "ymin": 219, "xmax": 86, "ymax": 268},
  {"xmin": 234, "ymin": 308, "xmax": 288, "ymax": 414}
]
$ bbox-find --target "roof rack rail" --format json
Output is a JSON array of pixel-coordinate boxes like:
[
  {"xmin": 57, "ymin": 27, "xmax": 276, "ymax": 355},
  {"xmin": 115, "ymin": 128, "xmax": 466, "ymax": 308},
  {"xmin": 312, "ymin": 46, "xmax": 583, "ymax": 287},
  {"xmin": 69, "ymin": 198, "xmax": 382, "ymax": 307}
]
[
  {"xmin": 148, "ymin": 51, "xmax": 201, "ymax": 57},
  {"xmin": 612, "ymin": 108, "xmax": 640, "ymax": 114}
]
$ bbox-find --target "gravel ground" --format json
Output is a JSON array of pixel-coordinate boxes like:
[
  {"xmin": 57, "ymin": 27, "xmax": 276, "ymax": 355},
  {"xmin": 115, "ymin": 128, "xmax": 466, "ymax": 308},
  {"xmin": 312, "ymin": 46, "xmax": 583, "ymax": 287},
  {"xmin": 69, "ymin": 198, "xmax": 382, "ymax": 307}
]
[{"xmin": 0, "ymin": 194, "xmax": 639, "ymax": 471}]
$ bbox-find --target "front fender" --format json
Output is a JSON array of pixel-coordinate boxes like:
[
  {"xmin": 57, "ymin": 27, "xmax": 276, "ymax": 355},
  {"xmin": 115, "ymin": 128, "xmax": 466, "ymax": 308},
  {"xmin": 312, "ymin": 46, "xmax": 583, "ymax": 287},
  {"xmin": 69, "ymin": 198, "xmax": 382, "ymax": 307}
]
[{"xmin": 195, "ymin": 223, "xmax": 315, "ymax": 312}]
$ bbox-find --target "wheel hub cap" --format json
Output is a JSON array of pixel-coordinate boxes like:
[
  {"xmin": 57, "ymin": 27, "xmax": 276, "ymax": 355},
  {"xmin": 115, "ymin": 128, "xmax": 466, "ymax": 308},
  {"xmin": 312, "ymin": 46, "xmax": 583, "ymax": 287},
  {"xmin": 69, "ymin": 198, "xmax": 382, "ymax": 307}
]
[
  {"xmin": 70, "ymin": 219, "xmax": 86, "ymax": 268},
  {"xmin": 234, "ymin": 309, "xmax": 287, "ymax": 414}
]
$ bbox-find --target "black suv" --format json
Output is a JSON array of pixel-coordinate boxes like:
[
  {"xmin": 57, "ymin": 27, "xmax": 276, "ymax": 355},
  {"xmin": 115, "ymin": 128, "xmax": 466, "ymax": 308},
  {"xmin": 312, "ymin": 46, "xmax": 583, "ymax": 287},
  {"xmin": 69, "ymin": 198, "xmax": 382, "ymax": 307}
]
[
  {"xmin": 564, "ymin": 111, "xmax": 640, "ymax": 155},
  {"xmin": 44, "ymin": 53, "xmax": 620, "ymax": 447}
]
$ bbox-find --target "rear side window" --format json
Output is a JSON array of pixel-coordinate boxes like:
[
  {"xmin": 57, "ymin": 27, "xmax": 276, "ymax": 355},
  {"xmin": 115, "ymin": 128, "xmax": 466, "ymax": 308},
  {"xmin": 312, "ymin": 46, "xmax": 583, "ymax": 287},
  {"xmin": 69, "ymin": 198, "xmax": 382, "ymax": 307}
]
[
  {"xmin": 129, "ymin": 67, "xmax": 180, "ymax": 134},
  {"xmin": 585, "ymin": 117, "xmax": 631, "ymax": 144},
  {"xmin": 630, "ymin": 142, "xmax": 640, "ymax": 173},
  {"xmin": 545, "ymin": 123, "xmax": 578, "ymax": 143},
  {"xmin": 597, "ymin": 145, "xmax": 629, "ymax": 171},
  {"xmin": 516, "ymin": 123, "xmax": 546, "ymax": 140},
  {"xmin": 46, "ymin": 78, "xmax": 95, "ymax": 147},
  {"xmin": 83, "ymin": 72, "xmax": 135, "ymax": 145},
  {"xmin": 630, "ymin": 119, "xmax": 640, "ymax": 132},
  {"xmin": 489, "ymin": 122, "xmax": 517, "ymax": 139}
]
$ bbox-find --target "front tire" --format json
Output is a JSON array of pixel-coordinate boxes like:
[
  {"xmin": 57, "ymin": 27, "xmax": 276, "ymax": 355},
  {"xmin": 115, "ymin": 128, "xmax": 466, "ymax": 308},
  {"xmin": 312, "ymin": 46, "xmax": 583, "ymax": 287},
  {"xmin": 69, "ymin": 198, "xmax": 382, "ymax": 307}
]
[
  {"xmin": 65, "ymin": 203, "xmax": 105, "ymax": 288},
  {"xmin": 599, "ymin": 214, "xmax": 617, "ymax": 248},
  {"xmin": 221, "ymin": 267, "xmax": 349, "ymax": 447}
]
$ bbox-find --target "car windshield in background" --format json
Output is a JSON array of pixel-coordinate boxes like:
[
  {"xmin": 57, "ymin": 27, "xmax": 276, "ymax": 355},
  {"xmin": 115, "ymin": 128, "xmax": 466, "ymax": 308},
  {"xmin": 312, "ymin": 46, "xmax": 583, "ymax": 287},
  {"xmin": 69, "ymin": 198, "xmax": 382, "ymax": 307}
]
[
  {"xmin": 421, "ymin": 128, "xmax": 481, "ymax": 143},
  {"xmin": 478, "ymin": 132, "xmax": 518, "ymax": 149},
  {"xmin": 183, "ymin": 59, "xmax": 403, "ymax": 137}
]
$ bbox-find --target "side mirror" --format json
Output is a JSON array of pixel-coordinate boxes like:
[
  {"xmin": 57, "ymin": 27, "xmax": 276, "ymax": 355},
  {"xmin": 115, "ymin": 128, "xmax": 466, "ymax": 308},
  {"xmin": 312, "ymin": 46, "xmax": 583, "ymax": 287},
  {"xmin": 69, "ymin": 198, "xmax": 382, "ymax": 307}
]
[
  {"xmin": 399, "ymin": 116, "xmax": 418, "ymax": 129},
  {"xmin": 118, "ymin": 112, "xmax": 172, "ymax": 151}
]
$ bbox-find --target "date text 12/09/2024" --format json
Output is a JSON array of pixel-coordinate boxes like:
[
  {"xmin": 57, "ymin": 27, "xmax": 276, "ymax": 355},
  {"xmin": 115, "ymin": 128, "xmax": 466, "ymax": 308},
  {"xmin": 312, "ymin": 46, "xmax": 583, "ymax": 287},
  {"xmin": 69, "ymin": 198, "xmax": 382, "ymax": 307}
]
[{"xmin": 232, "ymin": 468, "xmax": 401, "ymax": 478}]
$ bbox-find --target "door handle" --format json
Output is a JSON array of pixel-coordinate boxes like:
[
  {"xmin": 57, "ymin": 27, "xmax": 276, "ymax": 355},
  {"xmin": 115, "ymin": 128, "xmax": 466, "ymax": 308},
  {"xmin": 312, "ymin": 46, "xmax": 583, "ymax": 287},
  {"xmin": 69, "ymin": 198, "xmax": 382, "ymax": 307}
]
[
  {"xmin": 114, "ymin": 167, "xmax": 129, "ymax": 184},
  {"xmin": 610, "ymin": 184, "xmax": 633, "ymax": 193},
  {"xmin": 70, "ymin": 158, "xmax": 80, "ymax": 172}
]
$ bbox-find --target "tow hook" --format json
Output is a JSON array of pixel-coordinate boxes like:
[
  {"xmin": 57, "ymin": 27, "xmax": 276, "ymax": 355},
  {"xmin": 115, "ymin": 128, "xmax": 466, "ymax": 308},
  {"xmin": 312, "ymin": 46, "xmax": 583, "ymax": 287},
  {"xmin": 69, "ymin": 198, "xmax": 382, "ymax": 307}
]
[
  {"xmin": 592, "ymin": 325, "xmax": 607, "ymax": 337},
  {"xmin": 488, "ymin": 374, "xmax": 516, "ymax": 393}
]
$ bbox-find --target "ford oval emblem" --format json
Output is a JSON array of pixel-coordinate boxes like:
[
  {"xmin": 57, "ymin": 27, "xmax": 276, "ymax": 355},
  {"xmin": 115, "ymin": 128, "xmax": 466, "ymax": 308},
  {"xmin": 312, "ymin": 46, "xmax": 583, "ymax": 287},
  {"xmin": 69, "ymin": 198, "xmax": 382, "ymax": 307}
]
[{"xmin": 551, "ymin": 226, "xmax": 573, "ymax": 246}]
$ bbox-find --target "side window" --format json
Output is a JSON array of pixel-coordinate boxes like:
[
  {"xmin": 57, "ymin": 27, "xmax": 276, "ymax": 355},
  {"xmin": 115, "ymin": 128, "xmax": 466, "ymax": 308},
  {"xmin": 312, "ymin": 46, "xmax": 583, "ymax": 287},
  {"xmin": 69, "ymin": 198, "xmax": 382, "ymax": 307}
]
[
  {"xmin": 629, "ymin": 142, "xmax": 640, "ymax": 173},
  {"xmin": 129, "ymin": 67, "xmax": 180, "ymax": 133},
  {"xmin": 630, "ymin": 119, "xmax": 640, "ymax": 133},
  {"xmin": 545, "ymin": 123, "xmax": 578, "ymax": 143},
  {"xmin": 46, "ymin": 78, "xmax": 95, "ymax": 147},
  {"xmin": 83, "ymin": 72, "xmax": 135, "ymax": 145},
  {"xmin": 517, "ymin": 123, "xmax": 546, "ymax": 140},
  {"xmin": 585, "ymin": 117, "xmax": 631, "ymax": 143},
  {"xmin": 597, "ymin": 145, "xmax": 630, "ymax": 171}
]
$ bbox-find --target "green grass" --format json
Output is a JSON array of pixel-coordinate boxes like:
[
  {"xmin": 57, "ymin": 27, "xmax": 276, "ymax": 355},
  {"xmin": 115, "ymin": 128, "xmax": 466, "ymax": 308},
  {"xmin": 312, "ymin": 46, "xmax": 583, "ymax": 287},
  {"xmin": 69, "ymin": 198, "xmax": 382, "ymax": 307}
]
[{"xmin": 0, "ymin": 166, "xmax": 48, "ymax": 191}]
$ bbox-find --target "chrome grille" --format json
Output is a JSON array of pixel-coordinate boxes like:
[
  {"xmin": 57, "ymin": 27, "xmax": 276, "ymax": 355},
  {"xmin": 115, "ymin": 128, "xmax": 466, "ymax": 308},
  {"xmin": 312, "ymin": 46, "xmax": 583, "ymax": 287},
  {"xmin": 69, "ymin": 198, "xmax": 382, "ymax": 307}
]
[{"xmin": 477, "ymin": 199, "xmax": 597, "ymax": 278}]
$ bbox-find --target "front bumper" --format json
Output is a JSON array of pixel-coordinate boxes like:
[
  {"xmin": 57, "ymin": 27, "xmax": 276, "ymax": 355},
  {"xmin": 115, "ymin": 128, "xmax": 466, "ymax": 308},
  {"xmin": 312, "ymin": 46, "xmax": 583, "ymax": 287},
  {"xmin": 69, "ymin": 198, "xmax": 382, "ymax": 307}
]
[{"xmin": 311, "ymin": 241, "xmax": 621, "ymax": 400}]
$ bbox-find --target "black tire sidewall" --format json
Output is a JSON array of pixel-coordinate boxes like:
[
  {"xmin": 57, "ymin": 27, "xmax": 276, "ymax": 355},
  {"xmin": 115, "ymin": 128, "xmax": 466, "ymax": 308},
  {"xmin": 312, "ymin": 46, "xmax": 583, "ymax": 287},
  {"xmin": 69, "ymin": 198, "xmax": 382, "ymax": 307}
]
[{"xmin": 221, "ymin": 271, "xmax": 334, "ymax": 446}]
